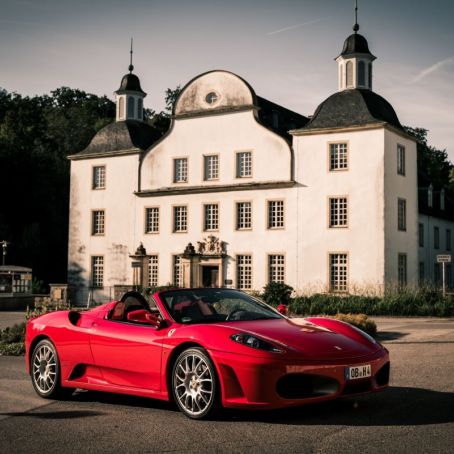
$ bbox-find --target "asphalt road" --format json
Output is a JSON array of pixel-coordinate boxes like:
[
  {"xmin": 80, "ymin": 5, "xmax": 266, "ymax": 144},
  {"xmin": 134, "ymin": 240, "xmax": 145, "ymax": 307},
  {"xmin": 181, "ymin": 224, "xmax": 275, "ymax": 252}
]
[{"xmin": 1, "ymin": 316, "xmax": 454, "ymax": 453}]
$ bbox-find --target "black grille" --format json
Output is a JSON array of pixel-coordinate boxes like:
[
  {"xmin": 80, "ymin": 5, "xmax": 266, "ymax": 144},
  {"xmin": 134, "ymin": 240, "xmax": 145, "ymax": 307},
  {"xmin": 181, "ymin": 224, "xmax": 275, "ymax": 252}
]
[
  {"xmin": 375, "ymin": 362, "xmax": 390, "ymax": 386},
  {"xmin": 276, "ymin": 374, "xmax": 339, "ymax": 399},
  {"xmin": 342, "ymin": 379, "xmax": 372, "ymax": 395}
]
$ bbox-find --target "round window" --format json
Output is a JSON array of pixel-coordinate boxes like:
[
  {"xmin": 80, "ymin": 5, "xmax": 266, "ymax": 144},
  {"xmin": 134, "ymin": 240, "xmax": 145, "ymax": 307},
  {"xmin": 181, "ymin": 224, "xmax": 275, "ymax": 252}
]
[{"xmin": 205, "ymin": 92, "xmax": 220, "ymax": 105}]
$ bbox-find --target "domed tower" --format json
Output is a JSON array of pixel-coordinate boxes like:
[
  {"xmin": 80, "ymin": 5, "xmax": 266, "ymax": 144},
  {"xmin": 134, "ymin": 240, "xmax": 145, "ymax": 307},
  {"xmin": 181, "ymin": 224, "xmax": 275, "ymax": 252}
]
[
  {"xmin": 115, "ymin": 40, "xmax": 146, "ymax": 122},
  {"xmin": 336, "ymin": 1, "xmax": 376, "ymax": 91}
]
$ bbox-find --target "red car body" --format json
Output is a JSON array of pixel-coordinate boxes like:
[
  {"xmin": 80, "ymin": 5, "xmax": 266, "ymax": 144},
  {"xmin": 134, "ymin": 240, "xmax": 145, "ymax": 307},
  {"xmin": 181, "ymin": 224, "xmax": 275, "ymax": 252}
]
[{"xmin": 25, "ymin": 289, "xmax": 389, "ymax": 414}]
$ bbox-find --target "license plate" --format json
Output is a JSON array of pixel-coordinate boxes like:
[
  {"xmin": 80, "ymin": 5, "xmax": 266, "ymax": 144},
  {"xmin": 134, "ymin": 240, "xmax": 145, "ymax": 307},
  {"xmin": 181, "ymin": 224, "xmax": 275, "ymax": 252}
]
[{"xmin": 345, "ymin": 364, "xmax": 371, "ymax": 380}]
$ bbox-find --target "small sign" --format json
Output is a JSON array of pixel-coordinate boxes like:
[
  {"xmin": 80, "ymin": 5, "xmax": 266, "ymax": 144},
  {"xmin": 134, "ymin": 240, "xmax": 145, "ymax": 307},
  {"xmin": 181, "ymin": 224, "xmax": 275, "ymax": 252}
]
[
  {"xmin": 131, "ymin": 261, "xmax": 142, "ymax": 268},
  {"xmin": 437, "ymin": 255, "xmax": 452, "ymax": 263}
]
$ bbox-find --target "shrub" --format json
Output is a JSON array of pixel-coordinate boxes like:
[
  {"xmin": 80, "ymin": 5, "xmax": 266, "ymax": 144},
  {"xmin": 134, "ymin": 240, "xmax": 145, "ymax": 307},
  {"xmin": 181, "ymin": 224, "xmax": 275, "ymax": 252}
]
[
  {"xmin": 262, "ymin": 282, "xmax": 293, "ymax": 307},
  {"xmin": 26, "ymin": 296, "xmax": 71, "ymax": 321},
  {"xmin": 0, "ymin": 323, "xmax": 26, "ymax": 344},
  {"xmin": 0, "ymin": 342, "xmax": 25, "ymax": 356}
]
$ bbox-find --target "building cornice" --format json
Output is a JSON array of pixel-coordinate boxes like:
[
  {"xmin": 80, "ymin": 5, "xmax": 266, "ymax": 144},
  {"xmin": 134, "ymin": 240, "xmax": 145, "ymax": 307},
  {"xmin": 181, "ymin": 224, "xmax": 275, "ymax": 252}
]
[
  {"xmin": 135, "ymin": 180, "xmax": 295, "ymax": 197},
  {"xmin": 173, "ymin": 105, "xmax": 257, "ymax": 120},
  {"xmin": 290, "ymin": 122, "xmax": 417, "ymax": 142},
  {"xmin": 68, "ymin": 148, "xmax": 142, "ymax": 161}
]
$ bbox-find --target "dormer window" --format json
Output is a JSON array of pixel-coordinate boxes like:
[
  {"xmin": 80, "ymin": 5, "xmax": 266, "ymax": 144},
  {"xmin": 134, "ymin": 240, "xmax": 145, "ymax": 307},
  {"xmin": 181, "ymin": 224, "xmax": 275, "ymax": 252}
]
[
  {"xmin": 346, "ymin": 61, "xmax": 354, "ymax": 88},
  {"xmin": 205, "ymin": 92, "xmax": 219, "ymax": 105},
  {"xmin": 428, "ymin": 184, "xmax": 433, "ymax": 208},
  {"xmin": 358, "ymin": 61, "xmax": 365, "ymax": 86},
  {"xmin": 128, "ymin": 97, "xmax": 135, "ymax": 118},
  {"xmin": 441, "ymin": 189, "xmax": 445, "ymax": 210}
]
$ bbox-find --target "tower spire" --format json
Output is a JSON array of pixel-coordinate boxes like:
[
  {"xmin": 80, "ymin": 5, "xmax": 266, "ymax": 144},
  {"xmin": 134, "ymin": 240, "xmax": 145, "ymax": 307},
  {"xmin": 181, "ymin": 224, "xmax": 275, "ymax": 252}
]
[
  {"xmin": 129, "ymin": 38, "xmax": 134, "ymax": 73},
  {"xmin": 353, "ymin": 0, "xmax": 359, "ymax": 33}
]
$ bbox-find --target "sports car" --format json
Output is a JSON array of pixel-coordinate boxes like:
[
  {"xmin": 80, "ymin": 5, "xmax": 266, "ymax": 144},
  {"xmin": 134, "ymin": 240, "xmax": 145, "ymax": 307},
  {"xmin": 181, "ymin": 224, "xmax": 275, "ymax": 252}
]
[{"xmin": 26, "ymin": 288, "xmax": 390, "ymax": 419}]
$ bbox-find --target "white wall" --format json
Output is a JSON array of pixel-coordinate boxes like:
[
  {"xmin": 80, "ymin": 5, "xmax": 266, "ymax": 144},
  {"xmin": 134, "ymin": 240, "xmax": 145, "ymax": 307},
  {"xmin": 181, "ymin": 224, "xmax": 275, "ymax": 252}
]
[{"xmin": 294, "ymin": 128, "xmax": 386, "ymax": 293}]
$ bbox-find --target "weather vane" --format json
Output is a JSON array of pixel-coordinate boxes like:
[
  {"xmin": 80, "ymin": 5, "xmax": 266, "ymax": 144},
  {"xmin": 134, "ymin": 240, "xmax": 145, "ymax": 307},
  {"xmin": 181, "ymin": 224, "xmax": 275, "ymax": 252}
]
[
  {"xmin": 353, "ymin": 0, "xmax": 359, "ymax": 33},
  {"xmin": 129, "ymin": 37, "xmax": 134, "ymax": 73}
]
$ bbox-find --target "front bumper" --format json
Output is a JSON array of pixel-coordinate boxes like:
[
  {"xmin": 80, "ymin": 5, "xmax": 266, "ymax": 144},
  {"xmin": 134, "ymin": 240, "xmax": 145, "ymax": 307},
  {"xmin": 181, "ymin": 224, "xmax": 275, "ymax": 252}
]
[{"xmin": 211, "ymin": 348, "xmax": 390, "ymax": 410}]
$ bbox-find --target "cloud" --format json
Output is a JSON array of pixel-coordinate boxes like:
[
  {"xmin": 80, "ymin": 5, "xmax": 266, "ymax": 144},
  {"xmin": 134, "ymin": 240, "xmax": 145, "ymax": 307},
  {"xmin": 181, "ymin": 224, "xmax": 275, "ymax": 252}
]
[
  {"xmin": 267, "ymin": 17, "xmax": 329, "ymax": 36},
  {"xmin": 412, "ymin": 56, "xmax": 454, "ymax": 83}
]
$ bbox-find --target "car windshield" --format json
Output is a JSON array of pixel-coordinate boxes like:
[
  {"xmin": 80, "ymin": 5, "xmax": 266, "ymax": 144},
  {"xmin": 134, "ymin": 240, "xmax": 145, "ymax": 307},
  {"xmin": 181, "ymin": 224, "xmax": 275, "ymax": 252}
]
[{"xmin": 159, "ymin": 288, "xmax": 282, "ymax": 324}]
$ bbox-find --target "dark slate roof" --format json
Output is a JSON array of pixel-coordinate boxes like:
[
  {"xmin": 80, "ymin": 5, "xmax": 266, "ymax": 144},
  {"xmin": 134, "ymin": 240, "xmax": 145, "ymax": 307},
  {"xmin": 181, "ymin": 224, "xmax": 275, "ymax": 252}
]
[
  {"xmin": 304, "ymin": 89, "xmax": 402, "ymax": 130},
  {"xmin": 418, "ymin": 172, "xmax": 454, "ymax": 222},
  {"xmin": 116, "ymin": 73, "xmax": 146, "ymax": 94},
  {"xmin": 339, "ymin": 33, "xmax": 375, "ymax": 58},
  {"xmin": 257, "ymin": 97, "xmax": 309, "ymax": 142},
  {"xmin": 77, "ymin": 120, "xmax": 162, "ymax": 156}
]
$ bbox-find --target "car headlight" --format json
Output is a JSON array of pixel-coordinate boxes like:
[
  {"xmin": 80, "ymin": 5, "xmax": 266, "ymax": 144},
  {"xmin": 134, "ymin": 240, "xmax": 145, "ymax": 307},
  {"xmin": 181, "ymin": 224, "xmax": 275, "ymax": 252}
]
[{"xmin": 230, "ymin": 333, "xmax": 284, "ymax": 353}]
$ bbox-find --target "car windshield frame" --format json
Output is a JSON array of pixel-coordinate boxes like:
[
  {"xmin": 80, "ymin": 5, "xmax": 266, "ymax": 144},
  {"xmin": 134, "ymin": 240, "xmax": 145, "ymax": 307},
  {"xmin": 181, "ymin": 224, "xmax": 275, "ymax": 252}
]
[{"xmin": 158, "ymin": 288, "xmax": 283, "ymax": 325}]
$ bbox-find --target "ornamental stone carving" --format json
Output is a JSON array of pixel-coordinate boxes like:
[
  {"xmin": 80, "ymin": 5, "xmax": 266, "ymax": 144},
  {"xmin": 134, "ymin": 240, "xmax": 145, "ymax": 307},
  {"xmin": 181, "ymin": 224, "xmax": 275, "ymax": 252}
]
[{"xmin": 196, "ymin": 235, "xmax": 226, "ymax": 256}]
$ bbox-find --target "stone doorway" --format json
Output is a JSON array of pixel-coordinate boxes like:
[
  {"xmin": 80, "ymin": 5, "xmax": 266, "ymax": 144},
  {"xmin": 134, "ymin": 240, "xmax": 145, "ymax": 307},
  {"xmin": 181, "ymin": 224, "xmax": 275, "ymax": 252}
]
[{"xmin": 201, "ymin": 265, "xmax": 219, "ymax": 288}]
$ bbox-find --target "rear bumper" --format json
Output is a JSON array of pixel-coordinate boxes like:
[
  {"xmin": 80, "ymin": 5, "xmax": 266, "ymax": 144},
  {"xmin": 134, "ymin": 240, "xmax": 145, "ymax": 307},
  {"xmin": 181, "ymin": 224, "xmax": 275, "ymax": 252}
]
[{"xmin": 211, "ymin": 348, "xmax": 390, "ymax": 410}]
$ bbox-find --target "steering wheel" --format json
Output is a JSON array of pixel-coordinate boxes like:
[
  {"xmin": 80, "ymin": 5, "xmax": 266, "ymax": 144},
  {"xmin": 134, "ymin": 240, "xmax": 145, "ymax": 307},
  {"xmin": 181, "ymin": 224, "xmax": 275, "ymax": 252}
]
[{"xmin": 226, "ymin": 308, "xmax": 247, "ymax": 321}]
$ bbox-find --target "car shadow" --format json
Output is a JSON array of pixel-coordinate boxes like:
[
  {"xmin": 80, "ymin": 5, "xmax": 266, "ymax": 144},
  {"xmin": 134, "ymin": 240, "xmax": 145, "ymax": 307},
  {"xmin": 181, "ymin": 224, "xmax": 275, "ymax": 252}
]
[
  {"xmin": 225, "ymin": 386, "xmax": 454, "ymax": 426},
  {"xmin": 0, "ymin": 410, "xmax": 104, "ymax": 419}
]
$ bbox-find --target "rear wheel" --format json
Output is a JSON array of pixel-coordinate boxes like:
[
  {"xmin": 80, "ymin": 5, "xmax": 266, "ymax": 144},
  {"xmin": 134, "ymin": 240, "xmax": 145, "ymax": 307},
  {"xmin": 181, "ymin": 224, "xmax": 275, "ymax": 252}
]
[
  {"xmin": 172, "ymin": 347, "xmax": 219, "ymax": 419},
  {"xmin": 31, "ymin": 339, "xmax": 72, "ymax": 399}
]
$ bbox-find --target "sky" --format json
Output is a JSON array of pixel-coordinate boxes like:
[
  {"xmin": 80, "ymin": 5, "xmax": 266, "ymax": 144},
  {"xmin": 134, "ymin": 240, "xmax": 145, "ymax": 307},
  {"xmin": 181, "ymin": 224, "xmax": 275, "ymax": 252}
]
[{"xmin": 1, "ymin": 0, "xmax": 453, "ymax": 161}]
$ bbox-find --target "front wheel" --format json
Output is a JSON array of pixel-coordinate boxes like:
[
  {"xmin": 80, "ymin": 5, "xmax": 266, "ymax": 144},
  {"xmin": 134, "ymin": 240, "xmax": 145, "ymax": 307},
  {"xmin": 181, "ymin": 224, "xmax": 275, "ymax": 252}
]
[
  {"xmin": 30, "ymin": 339, "xmax": 72, "ymax": 399},
  {"xmin": 172, "ymin": 347, "xmax": 219, "ymax": 419}
]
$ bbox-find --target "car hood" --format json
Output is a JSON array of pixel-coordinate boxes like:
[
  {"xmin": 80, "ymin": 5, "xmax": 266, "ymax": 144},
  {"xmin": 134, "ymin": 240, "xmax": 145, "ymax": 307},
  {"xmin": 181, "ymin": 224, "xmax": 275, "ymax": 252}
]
[{"xmin": 216, "ymin": 318, "xmax": 381, "ymax": 360}]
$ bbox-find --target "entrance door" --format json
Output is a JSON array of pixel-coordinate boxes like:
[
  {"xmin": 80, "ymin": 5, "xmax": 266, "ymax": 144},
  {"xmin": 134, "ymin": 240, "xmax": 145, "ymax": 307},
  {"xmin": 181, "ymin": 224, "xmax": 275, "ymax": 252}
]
[{"xmin": 202, "ymin": 266, "xmax": 219, "ymax": 287}]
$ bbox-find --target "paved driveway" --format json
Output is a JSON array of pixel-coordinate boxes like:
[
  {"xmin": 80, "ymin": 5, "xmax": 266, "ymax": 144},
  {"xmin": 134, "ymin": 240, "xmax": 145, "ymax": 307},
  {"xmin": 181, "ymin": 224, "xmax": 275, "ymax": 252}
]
[{"xmin": 1, "ymin": 317, "xmax": 454, "ymax": 453}]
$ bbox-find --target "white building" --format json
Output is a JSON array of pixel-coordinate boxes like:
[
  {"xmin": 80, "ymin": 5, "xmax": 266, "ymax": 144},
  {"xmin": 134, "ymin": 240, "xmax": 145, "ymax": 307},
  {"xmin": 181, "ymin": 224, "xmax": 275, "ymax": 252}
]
[{"xmin": 68, "ymin": 22, "xmax": 454, "ymax": 303}]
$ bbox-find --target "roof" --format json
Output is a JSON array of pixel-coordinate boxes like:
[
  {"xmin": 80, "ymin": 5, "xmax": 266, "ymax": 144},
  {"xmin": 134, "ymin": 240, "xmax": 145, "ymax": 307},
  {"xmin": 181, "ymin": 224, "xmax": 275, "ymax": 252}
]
[
  {"xmin": 116, "ymin": 73, "xmax": 146, "ymax": 95},
  {"xmin": 303, "ymin": 89, "xmax": 403, "ymax": 131},
  {"xmin": 256, "ymin": 97, "xmax": 309, "ymax": 142},
  {"xmin": 339, "ymin": 33, "xmax": 375, "ymax": 59},
  {"xmin": 74, "ymin": 120, "xmax": 163, "ymax": 157},
  {"xmin": 418, "ymin": 172, "xmax": 454, "ymax": 222},
  {"xmin": 0, "ymin": 265, "xmax": 32, "ymax": 273}
]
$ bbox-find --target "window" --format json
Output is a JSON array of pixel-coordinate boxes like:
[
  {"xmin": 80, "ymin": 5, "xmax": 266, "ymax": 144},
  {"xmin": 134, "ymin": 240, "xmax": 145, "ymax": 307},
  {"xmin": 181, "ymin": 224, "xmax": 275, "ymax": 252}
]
[
  {"xmin": 398, "ymin": 199, "xmax": 406, "ymax": 231},
  {"xmin": 346, "ymin": 61, "xmax": 353, "ymax": 87},
  {"xmin": 447, "ymin": 229, "xmax": 452, "ymax": 251},
  {"xmin": 236, "ymin": 202, "xmax": 252, "ymax": 230},
  {"xmin": 398, "ymin": 253, "xmax": 407, "ymax": 286},
  {"xmin": 145, "ymin": 207, "xmax": 159, "ymax": 233},
  {"xmin": 419, "ymin": 262, "xmax": 425, "ymax": 284},
  {"xmin": 268, "ymin": 255, "xmax": 285, "ymax": 283},
  {"xmin": 118, "ymin": 97, "xmax": 124, "ymax": 119},
  {"xmin": 329, "ymin": 143, "xmax": 348, "ymax": 170},
  {"xmin": 173, "ymin": 158, "xmax": 188, "ymax": 183},
  {"xmin": 92, "ymin": 166, "xmax": 106, "ymax": 189},
  {"xmin": 148, "ymin": 255, "xmax": 158, "ymax": 288},
  {"xmin": 204, "ymin": 204, "xmax": 219, "ymax": 231},
  {"xmin": 173, "ymin": 206, "xmax": 187, "ymax": 232},
  {"xmin": 441, "ymin": 189, "xmax": 445, "ymax": 210},
  {"xmin": 428, "ymin": 184, "xmax": 433, "ymax": 207},
  {"xmin": 91, "ymin": 256, "xmax": 104, "ymax": 288},
  {"xmin": 204, "ymin": 155, "xmax": 219, "ymax": 180},
  {"xmin": 434, "ymin": 263, "xmax": 441, "ymax": 283},
  {"xmin": 397, "ymin": 145, "xmax": 406, "ymax": 175},
  {"xmin": 358, "ymin": 61, "xmax": 365, "ymax": 86},
  {"xmin": 137, "ymin": 98, "xmax": 143, "ymax": 119},
  {"xmin": 267, "ymin": 200, "xmax": 284, "ymax": 229},
  {"xmin": 329, "ymin": 253, "xmax": 348, "ymax": 292},
  {"xmin": 419, "ymin": 223, "xmax": 424, "ymax": 247},
  {"xmin": 127, "ymin": 97, "xmax": 135, "ymax": 118},
  {"xmin": 236, "ymin": 151, "xmax": 252, "ymax": 178},
  {"xmin": 434, "ymin": 226, "xmax": 440, "ymax": 249},
  {"xmin": 368, "ymin": 62, "xmax": 372, "ymax": 88},
  {"xmin": 92, "ymin": 210, "xmax": 105, "ymax": 235},
  {"xmin": 329, "ymin": 197, "xmax": 348, "ymax": 228},
  {"xmin": 173, "ymin": 255, "xmax": 182, "ymax": 286},
  {"xmin": 236, "ymin": 255, "xmax": 252, "ymax": 290}
]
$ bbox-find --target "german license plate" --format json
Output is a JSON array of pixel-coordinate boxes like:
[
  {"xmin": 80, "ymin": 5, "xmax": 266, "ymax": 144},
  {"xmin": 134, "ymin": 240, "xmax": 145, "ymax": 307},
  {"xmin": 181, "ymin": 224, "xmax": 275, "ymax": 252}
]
[{"xmin": 345, "ymin": 364, "xmax": 371, "ymax": 380}]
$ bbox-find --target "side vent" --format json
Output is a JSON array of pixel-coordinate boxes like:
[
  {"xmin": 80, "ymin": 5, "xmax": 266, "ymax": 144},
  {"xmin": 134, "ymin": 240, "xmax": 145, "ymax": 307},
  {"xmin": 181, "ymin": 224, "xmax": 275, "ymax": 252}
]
[
  {"xmin": 68, "ymin": 311, "xmax": 81, "ymax": 326},
  {"xmin": 68, "ymin": 364, "xmax": 86, "ymax": 381}
]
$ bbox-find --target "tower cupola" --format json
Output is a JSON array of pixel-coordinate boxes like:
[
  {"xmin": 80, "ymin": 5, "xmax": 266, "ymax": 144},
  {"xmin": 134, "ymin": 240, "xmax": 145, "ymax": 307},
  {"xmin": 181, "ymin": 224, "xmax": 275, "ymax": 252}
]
[
  {"xmin": 115, "ymin": 39, "xmax": 146, "ymax": 122},
  {"xmin": 336, "ymin": 1, "xmax": 376, "ymax": 91}
]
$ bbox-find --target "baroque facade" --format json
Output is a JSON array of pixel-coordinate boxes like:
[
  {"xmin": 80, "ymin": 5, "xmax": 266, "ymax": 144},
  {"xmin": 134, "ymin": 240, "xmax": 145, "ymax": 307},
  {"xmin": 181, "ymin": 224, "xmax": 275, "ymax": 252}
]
[{"xmin": 68, "ymin": 23, "xmax": 454, "ymax": 303}]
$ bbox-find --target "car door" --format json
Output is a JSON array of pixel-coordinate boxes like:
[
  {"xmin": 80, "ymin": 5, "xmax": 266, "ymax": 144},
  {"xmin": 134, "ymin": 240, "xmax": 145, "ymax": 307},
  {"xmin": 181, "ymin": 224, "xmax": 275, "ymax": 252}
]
[{"xmin": 89, "ymin": 314, "xmax": 167, "ymax": 390}]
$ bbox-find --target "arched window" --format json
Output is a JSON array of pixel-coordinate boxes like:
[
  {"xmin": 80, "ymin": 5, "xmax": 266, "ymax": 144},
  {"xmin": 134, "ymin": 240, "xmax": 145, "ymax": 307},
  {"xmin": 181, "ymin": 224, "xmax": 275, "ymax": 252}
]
[
  {"xmin": 118, "ymin": 97, "xmax": 125, "ymax": 119},
  {"xmin": 339, "ymin": 64, "xmax": 344, "ymax": 89},
  {"xmin": 358, "ymin": 61, "xmax": 365, "ymax": 86},
  {"xmin": 128, "ymin": 97, "xmax": 135, "ymax": 118},
  {"xmin": 346, "ymin": 61, "xmax": 353, "ymax": 88},
  {"xmin": 368, "ymin": 62, "xmax": 372, "ymax": 89},
  {"xmin": 137, "ymin": 98, "xmax": 143, "ymax": 120}
]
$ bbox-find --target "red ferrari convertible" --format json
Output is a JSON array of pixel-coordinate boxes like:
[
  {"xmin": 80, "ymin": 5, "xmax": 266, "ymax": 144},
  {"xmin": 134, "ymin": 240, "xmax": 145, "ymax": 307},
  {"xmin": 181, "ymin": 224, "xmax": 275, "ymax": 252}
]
[{"xmin": 26, "ymin": 288, "xmax": 389, "ymax": 419}]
